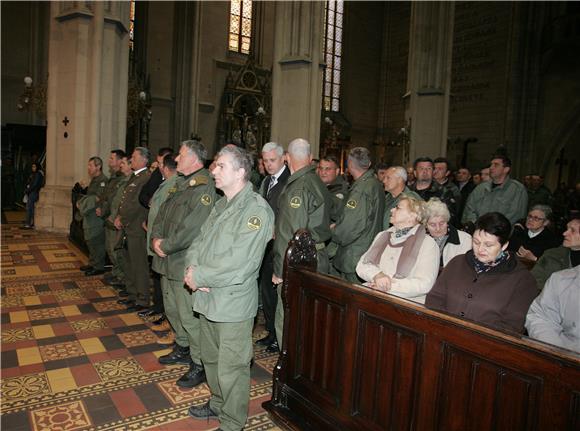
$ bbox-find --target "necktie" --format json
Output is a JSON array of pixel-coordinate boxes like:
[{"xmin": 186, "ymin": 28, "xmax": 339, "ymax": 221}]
[{"xmin": 267, "ymin": 176, "xmax": 276, "ymax": 198}]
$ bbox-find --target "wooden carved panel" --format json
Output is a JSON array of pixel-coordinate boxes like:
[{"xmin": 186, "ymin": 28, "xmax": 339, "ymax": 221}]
[
  {"xmin": 293, "ymin": 289, "xmax": 346, "ymax": 408},
  {"xmin": 351, "ymin": 312, "xmax": 423, "ymax": 430},
  {"xmin": 436, "ymin": 344, "xmax": 541, "ymax": 431}
]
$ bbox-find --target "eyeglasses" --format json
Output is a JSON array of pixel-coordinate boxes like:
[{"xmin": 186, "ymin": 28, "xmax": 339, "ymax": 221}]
[{"xmin": 527, "ymin": 215, "xmax": 546, "ymax": 222}]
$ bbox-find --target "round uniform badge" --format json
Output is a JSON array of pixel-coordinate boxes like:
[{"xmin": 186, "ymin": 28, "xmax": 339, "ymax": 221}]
[
  {"xmin": 346, "ymin": 199, "xmax": 357, "ymax": 209},
  {"xmin": 336, "ymin": 193, "xmax": 344, "ymax": 200},
  {"xmin": 290, "ymin": 196, "xmax": 301, "ymax": 208},
  {"xmin": 247, "ymin": 216, "xmax": 262, "ymax": 230},
  {"xmin": 200, "ymin": 194, "xmax": 212, "ymax": 206},
  {"xmin": 189, "ymin": 178, "xmax": 197, "ymax": 186}
]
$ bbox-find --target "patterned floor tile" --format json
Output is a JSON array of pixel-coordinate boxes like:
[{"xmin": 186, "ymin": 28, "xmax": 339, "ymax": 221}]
[
  {"xmin": 2, "ymin": 373, "xmax": 52, "ymax": 401},
  {"xmin": 53, "ymin": 289, "xmax": 84, "ymax": 302},
  {"xmin": 93, "ymin": 357, "xmax": 145, "ymax": 381},
  {"xmin": 118, "ymin": 329, "xmax": 157, "ymax": 348},
  {"xmin": 93, "ymin": 299, "xmax": 125, "ymax": 312},
  {"xmin": 70, "ymin": 318, "xmax": 108, "ymax": 333},
  {"xmin": 1, "ymin": 295, "xmax": 25, "ymax": 307},
  {"xmin": 157, "ymin": 379, "xmax": 211, "ymax": 405},
  {"xmin": 5, "ymin": 284, "xmax": 37, "ymax": 296},
  {"xmin": 30, "ymin": 400, "xmax": 92, "ymax": 431},
  {"xmin": 39, "ymin": 341, "xmax": 85, "ymax": 362},
  {"xmin": 29, "ymin": 307, "xmax": 64, "ymax": 321},
  {"xmin": 1, "ymin": 327, "xmax": 34, "ymax": 343}
]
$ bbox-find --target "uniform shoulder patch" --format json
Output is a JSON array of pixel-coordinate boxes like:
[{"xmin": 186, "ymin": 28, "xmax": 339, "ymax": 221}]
[
  {"xmin": 346, "ymin": 199, "xmax": 357, "ymax": 209},
  {"xmin": 247, "ymin": 216, "xmax": 262, "ymax": 230},
  {"xmin": 290, "ymin": 196, "xmax": 302, "ymax": 209},
  {"xmin": 189, "ymin": 175, "xmax": 209, "ymax": 187},
  {"xmin": 200, "ymin": 194, "xmax": 212, "ymax": 206}
]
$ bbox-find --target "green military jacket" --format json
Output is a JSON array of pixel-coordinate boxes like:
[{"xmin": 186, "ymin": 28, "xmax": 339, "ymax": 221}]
[
  {"xmin": 531, "ymin": 246, "xmax": 571, "ymax": 290},
  {"xmin": 107, "ymin": 175, "xmax": 130, "ymax": 226},
  {"xmin": 99, "ymin": 171, "xmax": 125, "ymax": 220},
  {"xmin": 78, "ymin": 173, "xmax": 108, "ymax": 239},
  {"xmin": 188, "ymin": 182, "xmax": 274, "ymax": 322},
  {"xmin": 147, "ymin": 174, "xmax": 178, "ymax": 259},
  {"xmin": 383, "ymin": 186, "xmax": 422, "ymax": 229},
  {"xmin": 462, "ymin": 176, "xmax": 528, "ymax": 225},
  {"xmin": 273, "ymin": 165, "xmax": 332, "ymax": 278},
  {"xmin": 117, "ymin": 169, "xmax": 151, "ymax": 236},
  {"xmin": 151, "ymin": 169, "xmax": 217, "ymax": 280},
  {"xmin": 331, "ymin": 169, "xmax": 385, "ymax": 274},
  {"xmin": 327, "ymin": 175, "xmax": 350, "ymax": 222}
]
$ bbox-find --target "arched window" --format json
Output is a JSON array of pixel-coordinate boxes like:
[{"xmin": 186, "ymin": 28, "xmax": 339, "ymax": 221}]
[
  {"xmin": 323, "ymin": 0, "xmax": 344, "ymax": 112},
  {"xmin": 229, "ymin": 0, "xmax": 253, "ymax": 54}
]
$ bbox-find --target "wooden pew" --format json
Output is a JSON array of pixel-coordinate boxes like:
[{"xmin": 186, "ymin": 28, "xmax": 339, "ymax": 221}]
[{"xmin": 263, "ymin": 230, "xmax": 580, "ymax": 430}]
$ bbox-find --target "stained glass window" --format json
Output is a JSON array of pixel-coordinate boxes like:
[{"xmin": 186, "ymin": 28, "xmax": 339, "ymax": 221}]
[
  {"xmin": 129, "ymin": 0, "xmax": 135, "ymax": 51},
  {"xmin": 229, "ymin": 0, "xmax": 252, "ymax": 54},
  {"xmin": 323, "ymin": 0, "xmax": 343, "ymax": 112}
]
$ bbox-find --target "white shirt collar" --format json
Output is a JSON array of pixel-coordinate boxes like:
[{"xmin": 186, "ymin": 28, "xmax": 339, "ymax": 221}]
[
  {"xmin": 271, "ymin": 165, "xmax": 286, "ymax": 182},
  {"xmin": 528, "ymin": 228, "xmax": 543, "ymax": 238},
  {"xmin": 133, "ymin": 167, "xmax": 148, "ymax": 175}
]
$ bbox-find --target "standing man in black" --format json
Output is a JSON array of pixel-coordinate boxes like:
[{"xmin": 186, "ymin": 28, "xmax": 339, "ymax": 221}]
[{"xmin": 256, "ymin": 142, "xmax": 290, "ymax": 352}]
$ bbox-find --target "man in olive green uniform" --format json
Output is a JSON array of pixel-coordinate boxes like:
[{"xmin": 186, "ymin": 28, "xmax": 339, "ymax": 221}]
[
  {"xmin": 99, "ymin": 150, "xmax": 127, "ymax": 286},
  {"xmin": 317, "ymin": 155, "xmax": 349, "ymax": 223},
  {"xmin": 273, "ymin": 138, "xmax": 332, "ymax": 348},
  {"xmin": 115, "ymin": 147, "xmax": 151, "ymax": 311},
  {"xmin": 77, "ymin": 157, "xmax": 108, "ymax": 275},
  {"xmin": 151, "ymin": 140, "xmax": 217, "ymax": 389},
  {"xmin": 107, "ymin": 156, "xmax": 132, "ymax": 294},
  {"xmin": 185, "ymin": 146, "xmax": 274, "ymax": 431},
  {"xmin": 383, "ymin": 166, "xmax": 422, "ymax": 229},
  {"xmin": 331, "ymin": 147, "xmax": 385, "ymax": 283}
]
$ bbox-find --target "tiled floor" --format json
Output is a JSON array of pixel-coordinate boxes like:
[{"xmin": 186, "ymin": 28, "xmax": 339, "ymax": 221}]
[{"xmin": 1, "ymin": 215, "xmax": 281, "ymax": 431}]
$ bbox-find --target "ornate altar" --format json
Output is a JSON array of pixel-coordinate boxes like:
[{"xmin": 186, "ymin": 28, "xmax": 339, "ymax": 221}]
[{"xmin": 217, "ymin": 57, "xmax": 271, "ymax": 156}]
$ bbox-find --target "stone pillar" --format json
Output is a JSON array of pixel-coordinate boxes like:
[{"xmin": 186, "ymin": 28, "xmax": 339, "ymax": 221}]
[
  {"xmin": 270, "ymin": 1, "xmax": 325, "ymax": 155},
  {"xmin": 36, "ymin": 2, "xmax": 130, "ymax": 232},
  {"xmin": 404, "ymin": 2, "xmax": 454, "ymax": 162}
]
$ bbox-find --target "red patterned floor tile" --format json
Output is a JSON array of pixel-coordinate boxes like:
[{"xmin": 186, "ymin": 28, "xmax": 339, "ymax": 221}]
[
  {"xmin": 70, "ymin": 363, "xmax": 102, "ymax": 387},
  {"xmin": 51, "ymin": 322, "xmax": 75, "ymax": 336},
  {"xmin": 39, "ymin": 295, "xmax": 58, "ymax": 305},
  {"xmin": 1, "ymin": 339, "xmax": 37, "ymax": 352},
  {"xmin": 18, "ymin": 363, "xmax": 45, "ymax": 375},
  {"xmin": 75, "ymin": 328, "xmax": 114, "ymax": 340},
  {"xmin": 1, "ymin": 366, "xmax": 24, "ymax": 378},
  {"xmin": 109, "ymin": 388, "xmax": 148, "ymax": 418},
  {"xmin": 133, "ymin": 352, "xmax": 165, "ymax": 373},
  {"xmin": 103, "ymin": 316, "xmax": 125, "ymax": 329},
  {"xmin": 86, "ymin": 352, "xmax": 111, "ymax": 363},
  {"xmin": 108, "ymin": 348, "xmax": 131, "ymax": 359}
]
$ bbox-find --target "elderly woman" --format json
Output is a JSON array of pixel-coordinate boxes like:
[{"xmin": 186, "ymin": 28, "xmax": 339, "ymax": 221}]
[
  {"xmin": 424, "ymin": 198, "xmax": 472, "ymax": 268},
  {"xmin": 356, "ymin": 196, "xmax": 439, "ymax": 304},
  {"xmin": 508, "ymin": 205, "xmax": 561, "ymax": 263},
  {"xmin": 426, "ymin": 212, "xmax": 538, "ymax": 333}
]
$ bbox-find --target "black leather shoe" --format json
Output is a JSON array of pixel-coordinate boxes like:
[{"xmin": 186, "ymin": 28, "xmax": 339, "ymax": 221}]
[
  {"xmin": 118, "ymin": 290, "xmax": 129, "ymax": 297},
  {"xmin": 266, "ymin": 340, "xmax": 280, "ymax": 353},
  {"xmin": 159, "ymin": 345, "xmax": 192, "ymax": 365},
  {"xmin": 176, "ymin": 363, "xmax": 206, "ymax": 388},
  {"xmin": 80, "ymin": 265, "xmax": 93, "ymax": 272},
  {"xmin": 137, "ymin": 308, "xmax": 157, "ymax": 318},
  {"xmin": 127, "ymin": 304, "xmax": 148, "ymax": 312},
  {"xmin": 85, "ymin": 269, "xmax": 106, "ymax": 276},
  {"xmin": 152, "ymin": 315, "xmax": 166, "ymax": 326},
  {"xmin": 188, "ymin": 402, "xmax": 218, "ymax": 420},
  {"xmin": 117, "ymin": 298, "xmax": 134, "ymax": 306},
  {"xmin": 256, "ymin": 333, "xmax": 275, "ymax": 346}
]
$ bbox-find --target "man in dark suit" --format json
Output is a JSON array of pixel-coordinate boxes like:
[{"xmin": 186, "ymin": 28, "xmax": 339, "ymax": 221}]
[
  {"xmin": 256, "ymin": 142, "xmax": 290, "ymax": 352},
  {"xmin": 115, "ymin": 147, "xmax": 152, "ymax": 312}
]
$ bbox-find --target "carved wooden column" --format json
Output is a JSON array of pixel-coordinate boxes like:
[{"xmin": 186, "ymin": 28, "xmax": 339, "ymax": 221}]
[
  {"xmin": 270, "ymin": 1, "xmax": 325, "ymax": 156},
  {"xmin": 404, "ymin": 2, "xmax": 454, "ymax": 161},
  {"xmin": 36, "ymin": 2, "xmax": 130, "ymax": 232}
]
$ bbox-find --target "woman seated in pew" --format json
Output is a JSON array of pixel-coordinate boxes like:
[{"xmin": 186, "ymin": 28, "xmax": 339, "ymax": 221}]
[
  {"xmin": 508, "ymin": 205, "xmax": 561, "ymax": 265},
  {"xmin": 424, "ymin": 198, "xmax": 472, "ymax": 270},
  {"xmin": 425, "ymin": 212, "xmax": 538, "ymax": 333},
  {"xmin": 356, "ymin": 196, "xmax": 439, "ymax": 304}
]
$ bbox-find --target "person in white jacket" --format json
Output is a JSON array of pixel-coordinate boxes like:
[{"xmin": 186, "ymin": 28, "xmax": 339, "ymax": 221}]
[
  {"xmin": 525, "ymin": 265, "xmax": 580, "ymax": 353},
  {"xmin": 424, "ymin": 198, "xmax": 472, "ymax": 269},
  {"xmin": 356, "ymin": 196, "xmax": 439, "ymax": 304}
]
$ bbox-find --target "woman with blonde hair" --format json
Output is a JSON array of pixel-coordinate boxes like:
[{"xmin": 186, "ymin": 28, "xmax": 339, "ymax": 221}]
[
  {"xmin": 356, "ymin": 196, "xmax": 439, "ymax": 304},
  {"xmin": 424, "ymin": 198, "xmax": 472, "ymax": 268}
]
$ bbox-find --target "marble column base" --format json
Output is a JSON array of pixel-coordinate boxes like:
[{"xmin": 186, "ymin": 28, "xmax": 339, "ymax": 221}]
[{"xmin": 35, "ymin": 185, "xmax": 73, "ymax": 233}]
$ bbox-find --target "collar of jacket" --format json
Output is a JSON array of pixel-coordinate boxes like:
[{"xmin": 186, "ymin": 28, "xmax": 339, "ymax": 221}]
[
  {"xmin": 446, "ymin": 225, "xmax": 461, "ymax": 245},
  {"xmin": 483, "ymin": 175, "xmax": 513, "ymax": 191},
  {"xmin": 218, "ymin": 182, "xmax": 254, "ymax": 213},
  {"xmin": 176, "ymin": 167, "xmax": 208, "ymax": 191},
  {"xmin": 465, "ymin": 249, "xmax": 517, "ymax": 274},
  {"xmin": 353, "ymin": 168, "xmax": 375, "ymax": 185},
  {"xmin": 286, "ymin": 165, "xmax": 316, "ymax": 186}
]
